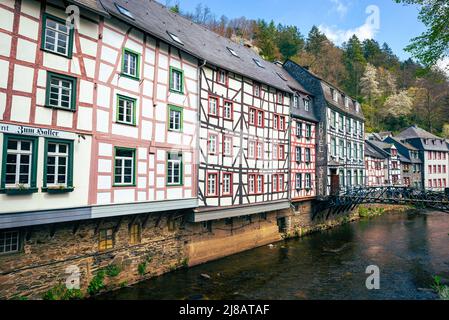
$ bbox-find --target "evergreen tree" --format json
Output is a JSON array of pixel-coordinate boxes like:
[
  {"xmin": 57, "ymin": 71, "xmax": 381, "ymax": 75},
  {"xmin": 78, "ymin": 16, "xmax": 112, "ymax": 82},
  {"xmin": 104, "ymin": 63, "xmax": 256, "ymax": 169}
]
[
  {"xmin": 276, "ymin": 25, "xmax": 304, "ymax": 60},
  {"xmin": 343, "ymin": 35, "xmax": 366, "ymax": 97}
]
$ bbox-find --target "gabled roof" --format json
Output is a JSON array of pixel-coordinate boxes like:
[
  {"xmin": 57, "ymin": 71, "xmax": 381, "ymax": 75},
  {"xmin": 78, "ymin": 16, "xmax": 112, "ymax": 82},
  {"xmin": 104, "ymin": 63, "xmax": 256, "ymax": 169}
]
[
  {"xmin": 387, "ymin": 137, "xmax": 418, "ymax": 151},
  {"xmin": 95, "ymin": 0, "xmax": 292, "ymax": 93},
  {"xmin": 272, "ymin": 62, "xmax": 310, "ymax": 95},
  {"xmin": 365, "ymin": 141, "xmax": 387, "ymax": 159},
  {"xmin": 283, "ymin": 60, "xmax": 364, "ymax": 120},
  {"xmin": 368, "ymin": 140, "xmax": 393, "ymax": 151},
  {"xmin": 396, "ymin": 125, "xmax": 441, "ymax": 140}
]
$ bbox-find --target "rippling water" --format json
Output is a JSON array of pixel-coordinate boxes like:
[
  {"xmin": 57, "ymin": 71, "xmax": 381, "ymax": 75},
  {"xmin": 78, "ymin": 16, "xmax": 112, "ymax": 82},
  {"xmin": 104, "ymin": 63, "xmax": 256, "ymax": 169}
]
[{"xmin": 98, "ymin": 211, "xmax": 449, "ymax": 300}]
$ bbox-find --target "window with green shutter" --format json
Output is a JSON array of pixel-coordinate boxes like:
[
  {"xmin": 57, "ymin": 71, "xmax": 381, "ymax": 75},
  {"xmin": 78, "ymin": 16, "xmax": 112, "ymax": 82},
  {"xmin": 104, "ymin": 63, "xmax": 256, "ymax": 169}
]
[{"xmin": 45, "ymin": 72, "xmax": 77, "ymax": 111}]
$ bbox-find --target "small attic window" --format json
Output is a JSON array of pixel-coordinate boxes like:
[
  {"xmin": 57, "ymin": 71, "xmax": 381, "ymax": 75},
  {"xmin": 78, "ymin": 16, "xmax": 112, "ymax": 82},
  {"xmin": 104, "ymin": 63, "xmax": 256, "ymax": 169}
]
[
  {"xmin": 227, "ymin": 47, "xmax": 239, "ymax": 57},
  {"xmin": 167, "ymin": 31, "xmax": 184, "ymax": 46},
  {"xmin": 115, "ymin": 3, "xmax": 134, "ymax": 20},
  {"xmin": 253, "ymin": 58, "xmax": 264, "ymax": 68},
  {"xmin": 276, "ymin": 72, "xmax": 287, "ymax": 81}
]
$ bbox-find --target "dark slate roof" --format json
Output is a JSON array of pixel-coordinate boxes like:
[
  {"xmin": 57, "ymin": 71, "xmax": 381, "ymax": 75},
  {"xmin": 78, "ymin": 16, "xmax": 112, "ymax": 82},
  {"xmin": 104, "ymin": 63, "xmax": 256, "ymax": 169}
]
[
  {"xmin": 271, "ymin": 62, "xmax": 310, "ymax": 94},
  {"xmin": 96, "ymin": 0, "xmax": 292, "ymax": 93},
  {"xmin": 396, "ymin": 125, "xmax": 442, "ymax": 140},
  {"xmin": 388, "ymin": 137, "xmax": 418, "ymax": 151},
  {"xmin": 70, "ymin": 0, "xmax": 109, "ymax": 15},
  {"xmin": 283, "ymin": 59, "xmax": 364, "ymax": 120},
  {"xmin": 365, "ymin": 141, "xmax": 387, "ymax": 159},
  {"xmin": 368, "ymin": 140, "xmax": 393, "ymax": 151}
]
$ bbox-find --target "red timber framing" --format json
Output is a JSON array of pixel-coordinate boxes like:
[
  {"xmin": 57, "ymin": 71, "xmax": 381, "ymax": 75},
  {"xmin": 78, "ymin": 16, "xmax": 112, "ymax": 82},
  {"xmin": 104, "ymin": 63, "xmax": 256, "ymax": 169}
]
[
  {"xmin": 290, "ymin": 118, "xmax": 317, "ymax": 201},
  {"xmin": 198, "ymin": 65, "xmax": 290, "ymax": 212},
  {"xmin": 365, "ymin": 156, "xmax": 387, "ymax": 186},
  {"xmin": 0, "ymin": 0, "xmax": 198, "ymax": 214}
]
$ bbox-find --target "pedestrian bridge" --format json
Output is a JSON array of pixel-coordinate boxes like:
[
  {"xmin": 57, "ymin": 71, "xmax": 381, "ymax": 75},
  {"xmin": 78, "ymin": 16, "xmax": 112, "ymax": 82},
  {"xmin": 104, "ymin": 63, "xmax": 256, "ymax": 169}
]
[{"xmin": 313, "ymin": 186, "xmax": 449, "ymax": 219}]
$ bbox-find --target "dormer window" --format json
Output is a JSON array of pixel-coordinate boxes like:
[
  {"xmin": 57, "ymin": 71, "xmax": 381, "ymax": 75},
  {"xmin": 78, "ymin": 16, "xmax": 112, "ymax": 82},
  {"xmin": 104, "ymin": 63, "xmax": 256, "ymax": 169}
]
[
  {"xmin": 331, "ymin": 88, "xmax": 338, "ymax": 102},
  {"xmin": 304, "ymin": 99, "xmax": 310, "ymax": 111},
  {"xmin": 355, "ymin": 102, "xmax": 360, "ymax": 113},
  {"xmin": 345, "ymin": 97, "xmax": 349, "ymax": 108},
  {"xmin": 254, "ymin": 83, "xmax": 261, "ymax": 97},
  {"xmin": 115, "ymin": 3, "xmax": 134, "ymax": 20},
  {"xmin": 217, "ymin": 69, "xmax": 227, "ymax": 85},
  {"xmin": 167, "ymin": 31, "xmax": 184, "ymax": 46},
  {"xmin": 293, "ymin": 95, "xmax": 299, "ymax": 108},
  {"xmin": 276, "ymin": 72, "xmax": 287, "ymax": 81},
  {"xmin": 227, "ymin": 47, "xmax": 239, "ymax": 57}
]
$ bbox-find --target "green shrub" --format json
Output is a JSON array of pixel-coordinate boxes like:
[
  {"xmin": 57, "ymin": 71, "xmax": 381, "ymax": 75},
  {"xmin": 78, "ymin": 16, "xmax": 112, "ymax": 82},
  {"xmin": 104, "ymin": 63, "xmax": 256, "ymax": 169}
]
[
  {"xmin": 138, "ymin": 262, "xmax": 147, "ymax": 276},
  {"xmin": 87, "ymin": 270, "xmax": 105, "ymax": 296},
  {"xmin": 432, "ymin": 276, "xmax": 449, "ymax": 300},
  {"xmin": 43, "ymin": 284, "xmax": 83, "ymax": 300},
  {"xmin": 105, "ymin": 264, "xmax": 121, "ymax": 277}
]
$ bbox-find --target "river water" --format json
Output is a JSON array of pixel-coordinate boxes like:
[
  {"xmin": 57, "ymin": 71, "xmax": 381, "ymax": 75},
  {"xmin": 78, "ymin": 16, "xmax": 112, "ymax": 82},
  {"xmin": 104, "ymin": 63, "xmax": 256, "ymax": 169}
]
[{"xmin": 99, "ymin": 211, "xmax": 449, "ymax": 300}]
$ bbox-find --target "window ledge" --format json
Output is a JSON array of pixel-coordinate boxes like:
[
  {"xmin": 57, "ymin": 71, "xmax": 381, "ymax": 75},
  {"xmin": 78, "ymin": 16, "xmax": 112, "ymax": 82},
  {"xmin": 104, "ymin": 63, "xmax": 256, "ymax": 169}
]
[
  {"xmin": 120, "ymin": 73, "xmax": 140, "ymax": 81},
  {"xmin": 1, "ymin": 188, "xmax": 38, "ymax": 195},
  {"xmin": 42, "ymin": 187, "xmax": 74, "ymax": 194},
  {"xmin": 44, "ymin": 105, "xmax": 76, "ymax": 112},
  {"xmin": 116, "ymin": 121, "xmax": 137, "ymax": 127},
  {"xmin": 169, "ymin": 88, "xmax": 184, "ymax": 95}
]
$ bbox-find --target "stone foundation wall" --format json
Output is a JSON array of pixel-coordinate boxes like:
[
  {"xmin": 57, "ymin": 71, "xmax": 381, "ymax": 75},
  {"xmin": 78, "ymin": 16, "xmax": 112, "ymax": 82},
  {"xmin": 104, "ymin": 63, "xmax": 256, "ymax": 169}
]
[{"xmin": 1, "ymin": 200, "xmax": 392, "ymax": 300}]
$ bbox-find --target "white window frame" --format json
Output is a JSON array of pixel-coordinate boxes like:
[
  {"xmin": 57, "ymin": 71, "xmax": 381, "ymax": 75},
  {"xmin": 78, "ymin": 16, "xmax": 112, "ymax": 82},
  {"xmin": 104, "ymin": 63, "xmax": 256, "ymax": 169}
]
[
  {"xmin": 44, "ymin": 17, "xmax": 70, "ymax": 56},
  {"xmin": 208, "ymin": 135, "xmax": 217, "ymax": 154},
  {"xmin": 123, "ymin": 50, "xmax": 138, "ymax": 78},
  {"xmin": 207, "ymin": 173, "xmax": 218, "ymax": 196},
  {"xmin": 49, "ymin": 76, "xmax": 73, "ymax": 109},
  {"xmin": 46, "ymin": 142, "xmax": 69, "ymax": 187},
  {"xmin": 223, "ymin": 136, "xmax": 232, "ymax": 156},
  {"xmin": 0, "ymin": 230, "xmax": 20, "ymax": 254},
  {"xmin": 209, "ymin": 97, "xmax": 218, "ymax": 116},
  {"xmin": 114, "ymin": 149, "xmax": 134, "ymax": 186},
  {"xmin": 117, "ymin": 96, "xmax": 135, "ymax": 125},
  {"xmin": 223, "ymin": 101, "xmax": 232, "ymax": 120},
  {"xmin": 5, "ymin": 139, "xmax": 33, "ymax": 188}
]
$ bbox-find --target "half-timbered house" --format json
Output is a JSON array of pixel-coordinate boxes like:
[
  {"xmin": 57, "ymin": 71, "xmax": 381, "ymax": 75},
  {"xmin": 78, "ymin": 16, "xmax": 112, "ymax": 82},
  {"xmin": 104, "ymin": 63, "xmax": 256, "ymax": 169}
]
[
  {"xmin": 364, "ymin": 141, "xmax": 388, "ymax": 186},
  {"xmin": 272, "ymin": 63, "xmax": 318, "ymax": 204}
]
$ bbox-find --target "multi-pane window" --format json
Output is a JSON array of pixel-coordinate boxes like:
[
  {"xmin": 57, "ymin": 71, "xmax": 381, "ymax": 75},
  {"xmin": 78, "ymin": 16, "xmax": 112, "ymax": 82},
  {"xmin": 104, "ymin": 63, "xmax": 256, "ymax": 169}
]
[
  {"xmin": 278, "ymin": 174, "xmax": 284, "ymax": 191},
  {"xmin": 42, "ymin": 14, "xmax": 73, "ymax": 57},
  {"xmin": 273, "ymin": 115, "xmax": 279, "ymax": 130},
  {"xmin": 254, "ymin": 84, "xmax": 261, "ymax": 97},
  {"xmin": 305, "ymin": 148, "xmax": 311, "ymax": 163},
  {"xmin": 249, "ymin": 108, "xmax": 256, "ymax": 125},
  {"xmin": 207, "ymin": 173, "xmax": 218, "ymax": 196},
  {"xmin": 217, "ymin": 69, "xmax": 227, "ymax": 85},
  {"xmin": 305, "ymin": 124, "xmax": 312, "ymax": 138},
  {"xmin": 117, "ymin": 95, "xmax": 136, "ymax": 125},
  {"xmin": 354, "ymin": 143, "xmax": 359, "ymax": 160},
  {"xmin": 331, "ymin": 111, "xmax": 337, "ymax": 128},
  {"xmin": 339, "ymin": 114, "xmax": 344, "ymax": 131},
  {"xmin": 122, "ymin": 49, "xmax": 139, "ymax": 78},
  {"xmin": 305, "ymin": 174, "xmax": 312, "ymax": 189},
  {"xmin": 209, "ymin": 96, "xmax": 218, "ymax": 116},
  {"xmin": 45, "ymin": 141, "xmax": 72, "ymax": 188},
  {"xmin": 296, "ymin": 121, "xmax": 302, "ymax": 137},
  {"xmin": 208, "ymin": 134, "xmax": 218, "ymax": 154},
  {"xmin": 296, "ymin": 146, "xmax": 302, "ymax": 163},
  {"xmin": 257, "ymin": 110, "xmax": 264, "ymax": 127},
  {"xmin": 278, "ymin": 145, "xmax": 285, "ymax": 160},
  {"xmin": 167, "ymin": 152, "xmax": 182, "ymax": 186},
  {"xmin": 0, "ymin": 230, "xmax": 20, "ymax": 254},
  {"xmin": 99, "ymin": 228, "xmax": 114, "ymax": 251},
  {"xmin": 359, "ymin": 143, "xmax": 363, "ymax": 160},
  {"xmin": 279, "ymin": 116, "xmax": 285, "ymax": 131},
  {"xmin": 304, "ymin": 99, "xmax": 310, "ymax": 111},
  {"xmin": 257, "ymin": 175, "xmax": 264, "ymax": 194},
  {"xmin": 293, "ymin": 95, "xmax": 299, "ymax": 108},
  {"xmin": 114, "ymin": 148, "xmax": 135, "ymax": 186},
  {"xmin": 129, "ymin": 223, "xmax": 141, "ymax": 245},
  {"xmin": 4, "ymin": 137, "xmax": 36, "ymax": 188},
  {"xmin": 223, "ymin": 173, "xmax": 232, "ymax": 195},
  {"xmin": 170, "ymin": 67, "xmax": 184, "ymax": 93},
  {"xmin": 168, "ymin": 105, "xmax": 183, "ymax": 132},
  {"xmin": 46, "ymin": 72, "xmax": 77, "ymax": 110},
  {"xmin": 223, "ymin": 136, "xmax": 233, "ymax": 156},
  {"xmin": 277, "ymin": 92, "xmax": 284, "ymax": 104},
  {"xmin": 248, "ymin": 174, "xmax": 255, "ymax": 194},
  {"xmin": 331, "ymin": 137, "xmax": 337, "ymax": 157},
  {"xmin": 339, "ymin": 139, "xmax": 344, "ymax": 158},
  {"xmin": 248, "ymin": 141, "xmax": 255, "ymax": 158},
  {"xmin": 223, "ymin": 101, "xmax": 233, "ymax": 120},
  {"xmin": 256, "ymin": 142, "xmax": 263, "ymax": 159},
  {"xmin": 273, "ymin": 174, "xmax": 278, "ymax": 192},
  {"xmin": 295, "ymin": 173, "xmax": 302, "ymax": 190}
]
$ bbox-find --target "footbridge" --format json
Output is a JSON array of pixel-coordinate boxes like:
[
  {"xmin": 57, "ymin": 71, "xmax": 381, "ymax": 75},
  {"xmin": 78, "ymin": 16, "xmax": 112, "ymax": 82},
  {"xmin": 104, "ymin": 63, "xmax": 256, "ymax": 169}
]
[{"xmin": 313, "ymin": 186, "xmax": 449, "ymax": 219}]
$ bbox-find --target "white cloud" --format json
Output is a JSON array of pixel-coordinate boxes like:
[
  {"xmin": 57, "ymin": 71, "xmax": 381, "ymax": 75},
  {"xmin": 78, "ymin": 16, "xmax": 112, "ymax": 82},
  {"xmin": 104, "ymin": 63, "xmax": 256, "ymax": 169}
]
[
  {"xmin": 331, "ymin": 0, "xmax": 348, "ymax": 18},
  {"xmin": 319, "ymin": 5, "xmax": 381, "ymax": 45}
]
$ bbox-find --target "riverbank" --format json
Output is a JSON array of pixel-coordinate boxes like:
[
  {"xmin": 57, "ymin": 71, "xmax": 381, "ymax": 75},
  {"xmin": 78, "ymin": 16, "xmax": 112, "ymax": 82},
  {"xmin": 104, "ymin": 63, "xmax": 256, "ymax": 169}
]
[{"xmin": 98, "ymin": 209, "xmax": 449, "ymax": 300}]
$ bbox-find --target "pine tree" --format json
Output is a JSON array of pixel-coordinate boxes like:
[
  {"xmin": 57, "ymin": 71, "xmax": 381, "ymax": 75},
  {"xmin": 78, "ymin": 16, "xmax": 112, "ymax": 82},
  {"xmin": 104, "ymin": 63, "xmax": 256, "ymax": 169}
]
[{"xmin": 343, "ymin": 35, "xmax": 366, "ymax": 97}]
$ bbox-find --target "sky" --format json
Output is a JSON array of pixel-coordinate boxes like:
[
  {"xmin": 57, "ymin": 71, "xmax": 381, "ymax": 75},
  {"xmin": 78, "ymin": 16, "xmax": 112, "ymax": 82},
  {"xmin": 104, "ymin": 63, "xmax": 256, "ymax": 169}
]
[{"xmin": 162, "ymin": 0, "xmax": 427, "ymax": 61}]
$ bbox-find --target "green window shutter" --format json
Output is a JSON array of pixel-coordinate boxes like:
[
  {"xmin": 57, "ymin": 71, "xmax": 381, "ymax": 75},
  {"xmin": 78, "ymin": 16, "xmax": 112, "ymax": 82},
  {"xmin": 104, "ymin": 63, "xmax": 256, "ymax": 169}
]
[
  {"xmin": 42, "ymin": 138, "xmax": 74, "ymax": 190},
  {"xmin": 167, "ymin": 105, "xmax": 184, "ymax": 132},
  {"xmin": 169, "ymin": 66, "xmax": 184, "ymax": 94},
  {"xmin": 116, "ymin": 94, "xmax": 137, "ymax": 126},
  {"xmin": 121, "ymin": 48, "xmax": 141, "ymax": 80}
]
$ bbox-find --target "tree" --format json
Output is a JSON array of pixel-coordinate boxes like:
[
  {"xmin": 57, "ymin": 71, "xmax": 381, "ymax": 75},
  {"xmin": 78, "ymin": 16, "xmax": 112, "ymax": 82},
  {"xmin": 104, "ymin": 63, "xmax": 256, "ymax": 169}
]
[
  {"xmin": 343, "ymin": 35, "xmax": 366, "ymax": 97},
  {"xmin": 443, "ymin": 123, "xmax": 449, "ymax": 138},
  {"xmin": 378, "ymin": 67, "xmax": 397, "ymax": 96},
  {"xmin": 395, "ymin": 0, "xmax": 449, "ymax": 68},
  {"xmin": 276, "ymin": 25, "xmax": 304, "ymax": 60},
  {"xmin": 384, "ymin": 90, "xmax": 414, "ymax": 116},
  {"xmin": 305, "ymin": 26, "xmax": 328, "ymax": 56},
  {"xmin": 255, "ymin": 20, "xmax": 279, "ymax": 61},
  {"xmin": 360, "ymin": 63, "xmax": 381, "ymax": 104}
]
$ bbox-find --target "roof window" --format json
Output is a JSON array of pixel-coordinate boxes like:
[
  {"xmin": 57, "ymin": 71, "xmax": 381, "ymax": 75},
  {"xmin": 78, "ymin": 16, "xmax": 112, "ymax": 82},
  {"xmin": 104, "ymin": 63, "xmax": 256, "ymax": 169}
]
[
  {"xmin": 167, "ymin": 31, "xmax": 184, "ymax": 45},
  {"xmin": 227, "ymin": 47, "xmax": 239, "ymax": 57},
  {"xmin": 115, "ymin": 3, "xmax": 134, "ymax": 20},
  {"xmin": 276, "ymin": 72, "xmax": 287, "ymax": 81},
  {"xmin": 253, "ymin": 58, "xmax": 264, "ymax": 68}
]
